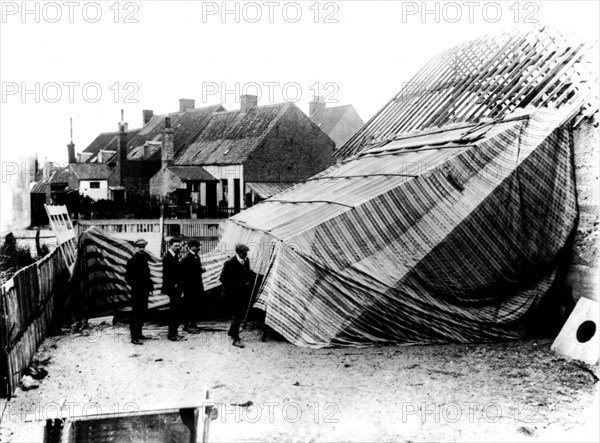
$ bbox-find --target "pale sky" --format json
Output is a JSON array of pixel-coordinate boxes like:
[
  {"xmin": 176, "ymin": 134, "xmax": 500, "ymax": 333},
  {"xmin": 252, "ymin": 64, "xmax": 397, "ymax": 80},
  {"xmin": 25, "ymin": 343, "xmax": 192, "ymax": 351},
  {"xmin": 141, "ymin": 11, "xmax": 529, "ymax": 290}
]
[{"xmin": 0, "ymin": 0, "xmax": 598, "ymax": 167}]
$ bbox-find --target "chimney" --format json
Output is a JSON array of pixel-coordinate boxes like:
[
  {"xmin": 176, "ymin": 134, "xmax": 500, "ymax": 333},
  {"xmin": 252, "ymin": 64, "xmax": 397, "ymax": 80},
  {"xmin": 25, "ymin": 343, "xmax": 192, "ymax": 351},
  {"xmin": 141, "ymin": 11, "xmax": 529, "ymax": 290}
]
[
  {"xmin": 309, "ymin": 96, "xmax": 326, "ymax": 116},
  {"xmin": 162, "ymin": 116, "xmax": 174, "ymax": 169},
  {"xmin": 67, "ymin": 117, "xmax": 76, "ymax": 163},
  {"xmin": 143, "ymin": 109, "xmax": 154, "ymax": 125},
  {"xmin": 117, "ymin": 110, "xmax": 128, "ymax": 186},
  {"xmin": 179, "ymin": 98, "xmax": 195, "ymax": 112},
  {"xmin": 42, "ymin": 157, "xmax": 50, "ymax": 181},
  {"xmin": 240, "ymin": 95, "xmax": 258, "ymax": 113}
]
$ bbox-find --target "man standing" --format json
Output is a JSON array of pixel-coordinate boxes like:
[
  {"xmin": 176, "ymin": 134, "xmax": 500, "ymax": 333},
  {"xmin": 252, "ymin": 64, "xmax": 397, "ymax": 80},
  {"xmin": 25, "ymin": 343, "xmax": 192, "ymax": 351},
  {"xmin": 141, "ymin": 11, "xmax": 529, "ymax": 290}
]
[
  {"xmin": 125, "ymin": 238, "xmax": 153, "ymax": 345},
  {"xmin": 220, "ymin": 244, "xmax": 255, "ymax": 348},
  {"xmin": 180, "ymin": 239, "xmax": 205, "ymax": 332},
  {"xmin": 162, "ymin": 237, "xmax": 183, "ymax": 341}
]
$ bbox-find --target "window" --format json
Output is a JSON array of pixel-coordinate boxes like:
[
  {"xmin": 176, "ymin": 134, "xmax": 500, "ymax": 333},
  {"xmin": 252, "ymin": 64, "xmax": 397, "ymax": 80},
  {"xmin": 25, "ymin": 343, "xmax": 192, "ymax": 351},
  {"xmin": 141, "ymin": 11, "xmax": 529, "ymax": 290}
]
[{"xmin": 90, "ymin": 181, "xmax": 100, "ymax": 189}]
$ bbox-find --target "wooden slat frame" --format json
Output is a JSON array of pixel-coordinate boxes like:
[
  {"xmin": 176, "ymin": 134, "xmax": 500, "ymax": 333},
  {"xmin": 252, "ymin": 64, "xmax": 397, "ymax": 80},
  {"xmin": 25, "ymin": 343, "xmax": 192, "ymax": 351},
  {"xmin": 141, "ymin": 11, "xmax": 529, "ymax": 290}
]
[{"xmin": 335, "ymin": 25, "xmax": 599, "ymax": 160}]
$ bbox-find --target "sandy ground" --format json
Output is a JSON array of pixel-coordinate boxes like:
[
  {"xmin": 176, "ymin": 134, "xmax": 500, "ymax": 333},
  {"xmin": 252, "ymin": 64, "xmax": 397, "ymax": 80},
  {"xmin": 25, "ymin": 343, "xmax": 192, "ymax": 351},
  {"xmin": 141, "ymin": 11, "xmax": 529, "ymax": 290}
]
[{"xmin": 1, "ymin": 319, "xmax": 598, "ymax": 443}]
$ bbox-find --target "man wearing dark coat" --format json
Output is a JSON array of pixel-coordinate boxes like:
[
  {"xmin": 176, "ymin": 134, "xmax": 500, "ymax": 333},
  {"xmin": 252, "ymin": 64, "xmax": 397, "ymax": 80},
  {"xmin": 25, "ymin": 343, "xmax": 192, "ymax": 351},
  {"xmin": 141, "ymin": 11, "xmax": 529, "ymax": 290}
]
[
  {"xmin": 180, "ymin": 239, "xmax": 205, "ymax": 331},
  {"xmin": 220, "ymin": 243, "xmax": 255, "ymax": 348},
  {"xmin": 162, "ymin": 237, "xmax": 183, "ymax": 341},
  {"xmin": 125, "ymin": 238, "xmax": 153, "ymax": 345}
]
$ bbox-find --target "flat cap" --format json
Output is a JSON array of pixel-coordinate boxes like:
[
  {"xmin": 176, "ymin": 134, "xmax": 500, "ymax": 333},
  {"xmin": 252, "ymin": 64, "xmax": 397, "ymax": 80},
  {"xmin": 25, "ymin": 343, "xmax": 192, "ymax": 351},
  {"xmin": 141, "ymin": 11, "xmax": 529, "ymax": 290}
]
[
  {"xmin": 188, "ymin": 239, "xmax": 200, "ymax": 247},
  {"xmin": 235, "ymin": 243, "xmax": 249, "ymax": 253},
  {"xmin": 134, "ymin": 238, "xmax": 148, "ymax": 246}
]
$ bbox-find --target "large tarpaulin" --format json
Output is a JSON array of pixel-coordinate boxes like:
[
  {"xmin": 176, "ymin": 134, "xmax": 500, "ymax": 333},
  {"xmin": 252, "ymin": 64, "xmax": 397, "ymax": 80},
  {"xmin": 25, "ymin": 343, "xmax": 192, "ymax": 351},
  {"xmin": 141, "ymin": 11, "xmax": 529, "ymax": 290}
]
[{"xmin": 215, "ymin": 109, "xmax": 578, "ymax": 347}]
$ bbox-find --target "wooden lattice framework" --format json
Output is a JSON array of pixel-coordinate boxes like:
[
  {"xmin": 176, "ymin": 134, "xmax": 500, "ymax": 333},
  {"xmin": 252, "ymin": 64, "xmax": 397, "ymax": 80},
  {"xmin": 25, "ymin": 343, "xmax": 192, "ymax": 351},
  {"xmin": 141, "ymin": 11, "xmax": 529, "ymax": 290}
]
[
  {"xmin": 44, "ymin": 205, "xmax": 77, "ymax": 273},
  {"xmin": 335, "ymin": 25, "xmax": 599, "ymax": 159}
]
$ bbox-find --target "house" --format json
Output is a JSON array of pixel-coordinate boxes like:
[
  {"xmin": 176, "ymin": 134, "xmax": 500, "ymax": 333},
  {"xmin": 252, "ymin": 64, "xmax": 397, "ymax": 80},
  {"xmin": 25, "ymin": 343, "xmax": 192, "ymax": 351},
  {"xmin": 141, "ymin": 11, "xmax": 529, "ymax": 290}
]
[
  {"xmin": 308, "ymin": 96, "xmax": 364, "ymax": 149},
  {"xmin": 80, "ymin": 126, "xmax": 140, "ymax": 164},
  {"xmin": 69, "ymin": 163, "xmax": 113, "ymax": 200},
  {"xmin": 150, "ymin": 95, "xmax": 336, "ymax": 217},
  {"xmin": 80, "ymin": 101, "xmax": 226, "ymax": 200},
  {"xmin": 30, "ymin": 161, "xmax": 73, "ymax": 225}
]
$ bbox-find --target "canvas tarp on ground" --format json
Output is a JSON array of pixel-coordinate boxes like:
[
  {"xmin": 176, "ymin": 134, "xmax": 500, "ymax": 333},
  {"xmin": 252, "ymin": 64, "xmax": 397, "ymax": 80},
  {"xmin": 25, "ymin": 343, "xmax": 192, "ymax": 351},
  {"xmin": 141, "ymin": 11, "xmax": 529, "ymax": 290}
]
[
  {"xmin": 70, "ymin": 228, "xmax": 231, "ymax": 319},
  {"xmin": 213, "ymin": 109, "xmax": 578, "ymax": 347}
]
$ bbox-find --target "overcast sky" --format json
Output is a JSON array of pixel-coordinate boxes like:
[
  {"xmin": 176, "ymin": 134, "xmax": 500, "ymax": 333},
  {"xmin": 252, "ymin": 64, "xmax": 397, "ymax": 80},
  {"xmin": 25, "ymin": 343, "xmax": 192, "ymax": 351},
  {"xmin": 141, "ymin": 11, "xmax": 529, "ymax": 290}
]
[{"xmin": 1, "ymin": 0, "xmax": 598, "ymax": 167}]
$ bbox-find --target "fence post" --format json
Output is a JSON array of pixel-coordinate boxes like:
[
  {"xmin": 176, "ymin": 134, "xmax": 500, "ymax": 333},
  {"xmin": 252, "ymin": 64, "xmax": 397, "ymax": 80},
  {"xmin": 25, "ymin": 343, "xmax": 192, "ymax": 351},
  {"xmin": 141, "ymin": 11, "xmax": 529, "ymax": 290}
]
[{"xmin": 0, "ymin": 286, "xmax": 9, "ymax": 398}]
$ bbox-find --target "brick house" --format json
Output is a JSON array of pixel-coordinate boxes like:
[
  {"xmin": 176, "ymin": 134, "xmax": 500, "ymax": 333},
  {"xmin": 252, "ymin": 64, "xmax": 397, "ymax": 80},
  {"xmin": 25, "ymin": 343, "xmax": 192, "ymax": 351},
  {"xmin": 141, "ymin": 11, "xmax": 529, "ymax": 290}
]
[
  {"xmin": 81, "ymin": 101, "xmax": 225, "ymax": 201},
  {"xmin": 150, "ymin": 95, "xmax": 335, "ymax": 217}
]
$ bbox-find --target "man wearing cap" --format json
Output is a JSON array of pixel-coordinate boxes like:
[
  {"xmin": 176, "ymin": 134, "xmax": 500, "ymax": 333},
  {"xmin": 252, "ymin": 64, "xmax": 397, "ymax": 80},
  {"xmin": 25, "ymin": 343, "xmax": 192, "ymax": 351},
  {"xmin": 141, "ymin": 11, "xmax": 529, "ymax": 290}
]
[
  {"xmin": 180, "ymin": 239, "xmax": 206, "ymax": 332},
  {"xmin": 163, "ymin": 237, "xmax": 183, "ymax": 341},
  {"xmin": 219, "ymin": 243, "xmax": 255, "ymax": 348},
  {"xmin": 125, "ymin": 238, "xmax": 153, "ymax": 345}
]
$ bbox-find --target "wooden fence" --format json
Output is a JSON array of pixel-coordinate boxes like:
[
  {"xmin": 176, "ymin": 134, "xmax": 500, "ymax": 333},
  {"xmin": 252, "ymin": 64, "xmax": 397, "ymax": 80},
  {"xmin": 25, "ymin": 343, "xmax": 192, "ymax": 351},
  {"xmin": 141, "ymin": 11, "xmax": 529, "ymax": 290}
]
[
  {"xmin": 0, "ymin": 243, "xmax": 71, "ymax": 399},
  {"xmin": 77, "ymin": 219, "xmax": 221, "ymax": 255}
]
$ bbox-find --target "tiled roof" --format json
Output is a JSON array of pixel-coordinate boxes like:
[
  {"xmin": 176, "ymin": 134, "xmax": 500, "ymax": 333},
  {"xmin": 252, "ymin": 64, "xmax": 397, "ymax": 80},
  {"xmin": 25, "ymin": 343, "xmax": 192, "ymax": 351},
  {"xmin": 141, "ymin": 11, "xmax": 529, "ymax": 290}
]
[
  {"xmin": 310, "ymin": 105, "xmax": 354, "ymax": 135},
  {"xmin": 336, "ymin": 25, "xmax": 599, "ymax": 159},
  {"xmin": 167, "ymin": 166, "xmax": 217, "ymax": 181},
  {"xmin": 70, "ymin": 163, "xmax": 113, "ymax": 180},
  {"xmin": 49, "ymin": 169, "xmax": 70, "ymax": 184},
  {"xmin": 83, "ymin": 129, "xmax": 140, "ymax": 160},
  {"xmin": 31, "ymin": 182, "xmax": 49, "ymax": 193},
  {"xmin": 175, "ymin": 103, "xmax": 290, "ymax": 165},
  {"xmin": 127, "ymin": 104, "xmax": 226, "ymax": 161}
]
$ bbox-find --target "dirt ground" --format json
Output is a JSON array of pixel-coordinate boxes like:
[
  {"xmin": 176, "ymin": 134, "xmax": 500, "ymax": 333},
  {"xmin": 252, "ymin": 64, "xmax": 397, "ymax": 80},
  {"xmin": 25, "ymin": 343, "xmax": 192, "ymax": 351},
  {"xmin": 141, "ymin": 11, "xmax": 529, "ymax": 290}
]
[{"xmin": 1, "ymin": 319, "xmax": 598, "ymax": 443}]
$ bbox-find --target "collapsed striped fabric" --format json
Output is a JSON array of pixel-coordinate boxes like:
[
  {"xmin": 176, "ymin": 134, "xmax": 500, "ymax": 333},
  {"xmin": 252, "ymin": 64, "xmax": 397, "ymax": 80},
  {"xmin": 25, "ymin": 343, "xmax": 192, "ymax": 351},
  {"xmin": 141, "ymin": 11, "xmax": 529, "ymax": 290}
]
[
  {"xmin": 218, "ymin": 108, "xmax": 578, "ymax": 347},
  {"xmin": 70, "ymin": 227, "xmax": 230, "ymax": 319},
  {"xmin": 70, "ymin": 227, "xmax": 168, "ymax": 318}
]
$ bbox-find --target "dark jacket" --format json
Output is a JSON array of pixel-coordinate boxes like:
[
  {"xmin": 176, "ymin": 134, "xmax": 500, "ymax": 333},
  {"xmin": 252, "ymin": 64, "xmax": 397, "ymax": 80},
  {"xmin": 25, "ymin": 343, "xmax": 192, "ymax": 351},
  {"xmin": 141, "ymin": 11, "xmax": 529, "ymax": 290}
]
[
  {"xmin": 162, "ymin": 251, "xmax": 181, "ymax": 294},
  {"xmin": 125, "ymin": 252, "xmax": 153, "ymax": 293},
  {"xmin": 180, "ymin": 251, "xmax": 204, "ymax": 295},
  {"xmin": 219, "ymin": 255, "xmax": 255, "ymax": 299}
]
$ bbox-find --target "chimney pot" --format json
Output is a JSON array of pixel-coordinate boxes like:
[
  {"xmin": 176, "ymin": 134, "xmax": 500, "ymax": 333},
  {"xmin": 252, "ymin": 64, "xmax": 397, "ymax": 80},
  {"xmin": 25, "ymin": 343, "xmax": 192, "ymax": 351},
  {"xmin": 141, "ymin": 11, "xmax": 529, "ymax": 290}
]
[
  {"xmin": 240, "ymin": 95, "xmax": 258, "ymax": 113},
  {"xmin": 179, "ymin": 98, "xmax": 195, "ymax": 112}
]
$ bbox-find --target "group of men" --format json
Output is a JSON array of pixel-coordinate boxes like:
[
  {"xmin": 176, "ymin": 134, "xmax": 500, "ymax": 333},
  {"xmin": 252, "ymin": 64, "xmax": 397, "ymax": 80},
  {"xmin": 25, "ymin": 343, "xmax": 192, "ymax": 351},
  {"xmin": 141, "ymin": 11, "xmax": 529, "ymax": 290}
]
[{"xmin": 125, "ymin": 237, "xmax": 255, "ymax": 348}]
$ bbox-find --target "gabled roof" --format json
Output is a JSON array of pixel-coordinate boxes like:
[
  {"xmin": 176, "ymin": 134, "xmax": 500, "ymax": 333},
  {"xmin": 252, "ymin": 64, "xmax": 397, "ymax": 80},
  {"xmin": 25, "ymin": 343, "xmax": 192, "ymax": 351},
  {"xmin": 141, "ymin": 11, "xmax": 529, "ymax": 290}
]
[
  {"xmin": 127, "ymin": 104, "xmax": 226, "ymax": 161},
  {"xmin": 310, "ymin": 105, "xmax": 355, "ymax": 135},
  {"xmin": 31, "ymin": 182, "xmax": 49, "ymax": 193},
  {"xmin": 30, "ymin": 168, "xmax": 69, "ymax": 193},
  {"xmin": 336, "ymin": 25, "xmax": 599, "ymax": 159},
  {"xmin": 175, "ymin": 103, "xmax": 290, "ymax": 165},
  {"xmin": 70, "ymin": 163, "xmax": 112, "ymax": 180},
  {"xmin": 167, "ymin": 166, "xmax": 217, "ymax": 181},
  {"xmin": 49, "ymin": 169, "xmax": 70, "ymax": 184},
  {"xmin": 83, "ymin": 128, "xmax": 140, "ymax": 161}
]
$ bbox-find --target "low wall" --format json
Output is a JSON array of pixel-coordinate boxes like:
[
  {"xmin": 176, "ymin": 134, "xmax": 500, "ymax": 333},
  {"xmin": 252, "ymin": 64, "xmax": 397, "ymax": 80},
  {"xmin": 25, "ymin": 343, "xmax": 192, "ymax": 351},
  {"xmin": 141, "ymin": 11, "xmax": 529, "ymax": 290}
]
[{"xmin": 567, "ymin": 120, "xmax": 599, "ymax": 302}]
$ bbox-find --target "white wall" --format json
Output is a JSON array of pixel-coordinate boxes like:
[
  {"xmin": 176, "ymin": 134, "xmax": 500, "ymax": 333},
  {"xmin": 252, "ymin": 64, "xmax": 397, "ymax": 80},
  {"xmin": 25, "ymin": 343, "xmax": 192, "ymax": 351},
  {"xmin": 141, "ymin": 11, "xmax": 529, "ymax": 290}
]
[
  {"xmin": 80, "ymin": 180, "xmax": 109, "ymax": 201},
  {"xmin": 0, "ymin": 154, "xmax": 34, "ymax": 233},
  {"xmin": 203, "ymin": 165, "xmax": 244, "ymax": 208}
]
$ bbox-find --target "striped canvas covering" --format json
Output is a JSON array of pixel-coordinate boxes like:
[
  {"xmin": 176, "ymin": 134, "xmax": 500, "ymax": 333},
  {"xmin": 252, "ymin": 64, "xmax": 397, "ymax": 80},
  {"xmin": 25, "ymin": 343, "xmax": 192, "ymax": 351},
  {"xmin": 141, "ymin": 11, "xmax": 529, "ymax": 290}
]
[
  {"xmin": 72, "ymin": 227, "xmax": 230, "ymax": 319},
  {"xmin": 72, "ymin": 227, "xmax": 168, "ymax": 317},
  {"xmin": 215, "ymin": 109, "xmax": 579, "ymax": 347}
]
